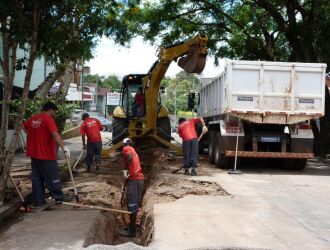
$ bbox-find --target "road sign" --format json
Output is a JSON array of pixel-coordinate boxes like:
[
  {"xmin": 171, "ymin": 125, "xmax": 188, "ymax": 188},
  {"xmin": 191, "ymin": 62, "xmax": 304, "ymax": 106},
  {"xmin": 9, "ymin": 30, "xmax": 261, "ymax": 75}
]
[{"xmin": 106, "ymin": 92, "xmax": 121, "ymax": 106}]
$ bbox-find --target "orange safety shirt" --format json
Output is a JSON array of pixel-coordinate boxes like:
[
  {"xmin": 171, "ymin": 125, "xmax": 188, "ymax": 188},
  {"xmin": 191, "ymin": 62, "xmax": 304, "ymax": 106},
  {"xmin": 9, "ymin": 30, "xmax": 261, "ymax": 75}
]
[
  {"xmin": 24, "ymin": 113, "xmax": 58, "ymax": 160},
  {"xmin": 80, "ymin": 117, "xmax": 102, "ymax": 142},
  {"xmin": 121, "ymin": 145, "xmax": 144, "ymax": 180},
  {"xmin": 178, "ymin": 118, "xmax": 200, "ymax": 142}
]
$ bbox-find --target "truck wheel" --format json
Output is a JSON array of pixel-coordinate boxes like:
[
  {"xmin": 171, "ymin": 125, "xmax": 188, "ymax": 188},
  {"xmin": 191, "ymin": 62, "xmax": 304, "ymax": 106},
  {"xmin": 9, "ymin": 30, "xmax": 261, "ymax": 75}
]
[
  {"xmin": 157, "ymin": 117, "xmax": 171, "ymax": 142},
  {"xmin": 214, "ymin": 132, "xmax": 229, "ymax": 169},
  {"xmin": 282, "ymin": 159, "xmax": 297, "ymax": 170},
  {"xmin": 208, "ymin": 131, "xmax": 216, "ymax": 163},
  {"xmin": 112, "ymin": 118, "xmax": 128, "ymax": 144},
  {"xmin": 295, "ymin": 159, "xmax": 307, "ymax": 170}
]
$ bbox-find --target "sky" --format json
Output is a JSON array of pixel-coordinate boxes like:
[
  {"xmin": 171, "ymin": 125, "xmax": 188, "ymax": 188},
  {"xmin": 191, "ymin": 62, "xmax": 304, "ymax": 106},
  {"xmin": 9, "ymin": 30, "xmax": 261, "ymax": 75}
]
[{"xmin": 87, "ymin": 36, "xmax": 222, "ymax": 79}]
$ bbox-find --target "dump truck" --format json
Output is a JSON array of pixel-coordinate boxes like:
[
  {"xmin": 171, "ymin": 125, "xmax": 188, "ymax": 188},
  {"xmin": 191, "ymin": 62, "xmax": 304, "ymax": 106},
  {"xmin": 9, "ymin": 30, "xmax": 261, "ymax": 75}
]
[
  {"xmin": 102, "ymin": 34, "xmax": 208, "ymax": 157},
  {"xmin": 198, "ymin": 60, "xmax": 326, "ymax": 170}
]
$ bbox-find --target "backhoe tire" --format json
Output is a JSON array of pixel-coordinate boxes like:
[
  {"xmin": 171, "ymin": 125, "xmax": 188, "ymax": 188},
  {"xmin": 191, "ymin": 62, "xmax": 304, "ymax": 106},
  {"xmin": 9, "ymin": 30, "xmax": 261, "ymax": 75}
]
[
  {"xmin": 214, "ymin": 132, "xmax": 229, "ymax": 169},
  {"xmin": 208, "ymin": 131, "xmax": 216, "ymax": 164},
  {"xmin": 157, "ymin": 117, "xmax": 171, "ymax": 142},
  {"xmin": 112, "ymin": 118, "xmax": 128, "ymax": 145}
]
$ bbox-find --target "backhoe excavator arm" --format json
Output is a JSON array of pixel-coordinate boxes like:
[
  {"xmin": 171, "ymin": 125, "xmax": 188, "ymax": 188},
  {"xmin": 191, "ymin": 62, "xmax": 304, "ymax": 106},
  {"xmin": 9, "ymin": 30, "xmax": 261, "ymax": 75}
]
[{"xmin": 143, "ymin": 34, "xmax": 208, "ymax": 131}]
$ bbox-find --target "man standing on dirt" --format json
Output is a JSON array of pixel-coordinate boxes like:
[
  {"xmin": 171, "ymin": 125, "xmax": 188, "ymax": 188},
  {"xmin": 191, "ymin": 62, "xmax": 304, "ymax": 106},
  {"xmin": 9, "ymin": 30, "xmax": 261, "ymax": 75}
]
[
  {"xmin": 178, "ymin": 117, "xmax": 208, "ymax": 176},
  {"xmin": 23, "ymin": 102, "xmax": 72, "ymax": 207},
  {"xmin": 80, "ymin": 113, "xmax": 103, "ymax": 173},
  {"xmin": 119, "ymin": 138, "xmax": 144, "ymax": 238}
]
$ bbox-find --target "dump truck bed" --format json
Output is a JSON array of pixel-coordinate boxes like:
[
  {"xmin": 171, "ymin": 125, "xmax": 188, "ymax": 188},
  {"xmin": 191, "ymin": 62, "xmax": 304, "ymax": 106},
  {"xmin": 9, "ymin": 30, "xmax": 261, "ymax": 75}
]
[{"xmin": 200, "ymin": 60, "xmax": 326, "ymax": 124}]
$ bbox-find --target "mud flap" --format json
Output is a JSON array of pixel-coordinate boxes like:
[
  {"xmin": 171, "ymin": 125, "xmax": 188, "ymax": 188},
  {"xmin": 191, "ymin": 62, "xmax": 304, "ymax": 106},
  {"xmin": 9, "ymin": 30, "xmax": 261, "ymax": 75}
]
[{"xmin": 178, "ymin": 44, "xmax": 207, "ymax": 73}]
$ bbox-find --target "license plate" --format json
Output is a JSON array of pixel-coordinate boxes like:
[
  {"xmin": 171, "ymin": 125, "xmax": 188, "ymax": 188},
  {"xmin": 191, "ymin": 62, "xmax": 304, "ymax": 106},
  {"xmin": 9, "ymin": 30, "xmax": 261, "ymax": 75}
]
[{"xmin": 259, "ymin": 136, "xmax": 281, "ymax": 143}]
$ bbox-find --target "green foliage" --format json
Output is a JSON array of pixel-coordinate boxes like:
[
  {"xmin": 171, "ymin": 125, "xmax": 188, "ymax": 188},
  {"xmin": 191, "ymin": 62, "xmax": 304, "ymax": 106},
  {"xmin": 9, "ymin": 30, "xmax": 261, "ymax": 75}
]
[
  {"xmin": 114, "ymin": 0, "xmax": 330, "ymax": 66},
  {"xmin": 102, "ymin": 74, "xmax": 122, "ymax": 90},
  {"xmin": 161, "ymin": 71, "xmax": 200, "ymax": 114},
  {"xmin": 9, "ymin": 97, "xmax": 78, "ymax": 133},
  {"xmin": 84, "ymin": 73, "xmax": 122, "ymax": 91}
]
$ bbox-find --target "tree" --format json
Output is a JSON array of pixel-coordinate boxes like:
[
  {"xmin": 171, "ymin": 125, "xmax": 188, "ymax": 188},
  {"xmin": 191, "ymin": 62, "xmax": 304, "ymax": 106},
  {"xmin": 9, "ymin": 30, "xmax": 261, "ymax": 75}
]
[
  {"xmin": 162, "ymin": 72, "xmax": 200, "ymax": 114},
  {"xmin": 117, "ymin": 0, "xmax": 330, "ymax": 66},
  {"xmin": 0, "ymin": 0, "xmax": 131, "ymax": 203},
  {"xmin": 102, "ymin": 74, "xmax": 122, "ymax": 90}
]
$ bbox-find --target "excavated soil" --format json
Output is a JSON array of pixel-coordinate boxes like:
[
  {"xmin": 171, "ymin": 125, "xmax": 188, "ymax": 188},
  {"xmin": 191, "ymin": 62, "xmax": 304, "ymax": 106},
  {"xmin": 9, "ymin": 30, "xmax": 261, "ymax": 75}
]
[{"xmin": 5, "ymin": 147, "xmax": 228, "ymax": 248}]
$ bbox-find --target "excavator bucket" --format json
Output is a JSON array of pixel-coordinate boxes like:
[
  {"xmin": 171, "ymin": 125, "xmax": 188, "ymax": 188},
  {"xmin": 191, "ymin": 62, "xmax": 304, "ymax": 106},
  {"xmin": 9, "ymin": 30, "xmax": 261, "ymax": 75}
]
[{"xmin": 178, "ymin": 44, "xmax": 207, "ymax": 73}]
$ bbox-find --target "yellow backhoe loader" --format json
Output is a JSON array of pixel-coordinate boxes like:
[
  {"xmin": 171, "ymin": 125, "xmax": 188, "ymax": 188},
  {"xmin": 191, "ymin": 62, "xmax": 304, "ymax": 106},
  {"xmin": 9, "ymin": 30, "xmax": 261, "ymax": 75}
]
[{"xmin": 101, "ymin": 34, "xmax": 208, "ymax": 158}]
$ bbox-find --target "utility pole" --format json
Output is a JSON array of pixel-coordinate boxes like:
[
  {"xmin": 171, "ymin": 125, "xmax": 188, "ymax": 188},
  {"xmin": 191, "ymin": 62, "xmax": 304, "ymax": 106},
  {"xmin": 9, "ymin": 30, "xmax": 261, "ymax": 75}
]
[
  {"xmin": 81, "ymin": 64, "xmax": 84, "ymax": 110},
  {"xmin": 174, "ymin": 84, "xmax": 177, "ymax": 124}
]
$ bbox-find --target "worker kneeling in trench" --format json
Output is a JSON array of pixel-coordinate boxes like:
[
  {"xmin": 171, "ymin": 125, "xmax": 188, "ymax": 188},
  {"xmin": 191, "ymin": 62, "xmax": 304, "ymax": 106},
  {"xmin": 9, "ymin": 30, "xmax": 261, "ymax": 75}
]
[{"xmin": 119, "ymin": 138, "xmax": 144, "ymax": 237}]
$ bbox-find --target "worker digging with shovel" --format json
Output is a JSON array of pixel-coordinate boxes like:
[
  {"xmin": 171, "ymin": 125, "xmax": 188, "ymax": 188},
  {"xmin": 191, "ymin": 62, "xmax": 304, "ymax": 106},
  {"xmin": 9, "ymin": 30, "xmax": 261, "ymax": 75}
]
[
  {"xmin": 23, "ymin": 102, "xmax": 72, "ymax": 207},
  {"xmin": 119, "ymin": 138, "xmax": 144, "ymax": 238},
  {"xmin": 177, "ymin": 117, "xmax": 208, "ymax": 175}
]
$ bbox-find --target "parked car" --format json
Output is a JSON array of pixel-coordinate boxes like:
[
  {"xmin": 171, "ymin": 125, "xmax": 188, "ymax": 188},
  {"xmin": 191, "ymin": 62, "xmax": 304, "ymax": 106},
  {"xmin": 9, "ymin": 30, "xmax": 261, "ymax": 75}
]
[{"xmin": 91, "ymin": 116, "xmax": 112, "ymax": 132}]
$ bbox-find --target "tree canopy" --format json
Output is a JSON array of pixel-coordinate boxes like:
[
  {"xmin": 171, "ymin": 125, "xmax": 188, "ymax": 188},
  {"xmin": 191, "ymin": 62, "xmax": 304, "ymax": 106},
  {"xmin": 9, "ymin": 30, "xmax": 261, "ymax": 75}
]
[
  {"xmin": 116, "ymin": 0, "xmax": 330, "ymax": 67},
  {"xmin": 84, "ymin": 74, "xmax": 122, "ymax": 90}
]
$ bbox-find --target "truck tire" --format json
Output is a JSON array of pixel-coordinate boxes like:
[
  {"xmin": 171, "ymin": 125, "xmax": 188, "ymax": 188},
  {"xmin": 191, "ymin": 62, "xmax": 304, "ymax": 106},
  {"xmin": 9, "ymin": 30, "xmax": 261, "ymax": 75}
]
[
  {"xmin": 157, "ymin": 117, "xmax": 171, "ymax": 142},
  {"xmin": 214, "ymin": 132, "xmax": 229, "ymax": 169},
  {"xmin": 282, "ymin": 159, "xmax": 296, "ymax": 170},
  {"xmin": 295, "ymin": 159, "xmax": 307, "ymax": 170},
  {"xmin": 112, "ymin": 118, "xmax": 128, "ymax": 144},
  {"xmin": 208, "ymin": 131, "xmax": 216, "ymax": 163}
]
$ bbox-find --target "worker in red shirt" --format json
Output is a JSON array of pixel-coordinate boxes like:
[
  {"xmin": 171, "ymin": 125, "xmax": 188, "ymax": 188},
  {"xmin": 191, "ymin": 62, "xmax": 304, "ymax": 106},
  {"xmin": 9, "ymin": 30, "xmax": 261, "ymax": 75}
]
[
  {"xmin": 80, "ymin": 113, "xmax": 103, "ymax": 173},
  {"xmin": 23, "ymin": 102, "xmax": 72, "ymax": 207},
  {"xmin": 119, "ymin": 138, "xmax": 144, "ymax": 238},
  {"xmin": 178, "ymin": 117, "xmax": 207, "ymax": 175},
  {"xmin": 134, "ymin": 87, "xmax": 144, "ymax": 117}
]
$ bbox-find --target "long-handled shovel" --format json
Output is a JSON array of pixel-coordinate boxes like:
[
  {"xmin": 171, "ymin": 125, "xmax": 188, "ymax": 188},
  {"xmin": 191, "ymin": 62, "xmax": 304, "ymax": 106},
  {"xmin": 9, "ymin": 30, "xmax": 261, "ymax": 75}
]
[
  {"xmin": 59, "ymin": 201, "xmax": 131, "ymax": 214},
  {"xmin": 65, "ymin": 155, "xmax": 80, "ymax": 203},
  {"xmin": 8, "ymin": 174, "xmax": 32, "ymax": 213},
  {"xmin": 171, "ymin": 131, "xmax": 206, "ymax": 174},
  {"xmin": 71, "ymin": 148, "xmax": 85, "ymax": 175}
]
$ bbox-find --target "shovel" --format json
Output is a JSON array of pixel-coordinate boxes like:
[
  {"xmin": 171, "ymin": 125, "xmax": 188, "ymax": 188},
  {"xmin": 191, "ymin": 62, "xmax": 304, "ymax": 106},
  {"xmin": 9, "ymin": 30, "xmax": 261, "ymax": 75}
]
[
  {"xmin": 9, "ymin": 174, "xmax": 32, "ymax": 213},
  {"xmin": 171, "ymin": 131, "xmax": 206, "ymax": 174},
  {"xmin": 71, "ymin": 148, "xmax": 85, "ymax": 175},
  {"xmin": 65, "ymin": 155, "xmax": 80, "ymax": 203}
]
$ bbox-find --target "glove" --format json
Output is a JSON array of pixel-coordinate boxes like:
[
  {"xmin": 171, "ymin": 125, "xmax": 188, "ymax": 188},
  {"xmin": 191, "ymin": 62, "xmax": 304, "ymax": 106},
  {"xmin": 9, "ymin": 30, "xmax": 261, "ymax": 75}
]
[
  {"xmin": 122, "ymin": 170, "xmax": 129, "ymax": 179},
  {"xmin": 63, "ymin": 146, "xmax": 70, "ymax": 158},
  {"xmin": 202, "ymin": 125, "xmax": 208, "ymax": 134}
]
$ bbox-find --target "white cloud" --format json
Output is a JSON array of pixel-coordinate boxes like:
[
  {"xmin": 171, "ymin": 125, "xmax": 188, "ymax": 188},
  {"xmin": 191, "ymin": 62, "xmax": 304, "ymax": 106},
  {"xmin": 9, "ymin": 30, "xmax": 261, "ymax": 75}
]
[{"xmin": 87, "ymin": 36, "xmax": 221, "ymax": 79}]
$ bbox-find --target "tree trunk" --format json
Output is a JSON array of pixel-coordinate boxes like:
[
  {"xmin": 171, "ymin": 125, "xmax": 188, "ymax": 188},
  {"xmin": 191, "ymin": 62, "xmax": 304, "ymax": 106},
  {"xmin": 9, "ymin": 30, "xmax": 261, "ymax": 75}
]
[
  {"xmin": 56, "ymin": 63, "xmax": 73, "ymax": 98},
  {"xmin": 34, "ymin": 66, "xmax": 66, "ymax": 100},
  {"xmin": 0, "ymin": 3, "xmax": 41, "ymax": 203}
]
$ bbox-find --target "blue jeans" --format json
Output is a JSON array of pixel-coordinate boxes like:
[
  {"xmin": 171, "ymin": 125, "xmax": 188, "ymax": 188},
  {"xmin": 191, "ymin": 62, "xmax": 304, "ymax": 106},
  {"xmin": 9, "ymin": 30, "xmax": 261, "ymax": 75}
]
[
  {"xmin": 85, "ymin": 141, "xmax": 102, "ymax": 166},
  {"xmin": 127, "ymin": 180, "xmax": 144, "ymax": 214},
  {"xmin": 182, "ymin": 138, "xmax": 198, "ymax": 169},
  {"xmin": 31, "ymin": 158, "xmax": 64, "ymax": 206}
]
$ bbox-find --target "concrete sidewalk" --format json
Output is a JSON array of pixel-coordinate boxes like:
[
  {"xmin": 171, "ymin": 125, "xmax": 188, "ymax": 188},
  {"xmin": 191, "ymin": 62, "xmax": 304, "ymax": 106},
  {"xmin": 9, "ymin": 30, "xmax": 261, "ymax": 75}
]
[{"xmin": 150, "ymin": 161, "xmax": 330, "ymax": 250}]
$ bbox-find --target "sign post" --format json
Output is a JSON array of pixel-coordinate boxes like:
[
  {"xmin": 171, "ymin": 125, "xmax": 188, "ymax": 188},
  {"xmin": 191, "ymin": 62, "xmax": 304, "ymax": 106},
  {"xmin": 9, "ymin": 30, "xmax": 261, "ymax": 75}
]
[{"xmin": 106, "ymin": 92, "xmax": 121, "ymax": 106}]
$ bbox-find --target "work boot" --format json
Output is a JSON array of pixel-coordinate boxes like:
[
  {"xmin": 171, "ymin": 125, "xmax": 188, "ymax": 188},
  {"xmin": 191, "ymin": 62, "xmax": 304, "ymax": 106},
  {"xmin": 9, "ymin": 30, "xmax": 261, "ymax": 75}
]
[
  {"xmin": 191, "ymin": 168, "xmax": 197, "ymax": 176},
  {"xmin": 118, "ymin": 213, "xmax": 137, "ymax": 238},
  {"xmin": 95, "ymin": 166, "xmax": 100, "ymax": 174},
  {"xmin": 56, "ymin": 194, "xmax": 73, "ymax": 203},
  {"xmin": 184, "ymin": 169, "xmax": 190, "ymax": 175}
]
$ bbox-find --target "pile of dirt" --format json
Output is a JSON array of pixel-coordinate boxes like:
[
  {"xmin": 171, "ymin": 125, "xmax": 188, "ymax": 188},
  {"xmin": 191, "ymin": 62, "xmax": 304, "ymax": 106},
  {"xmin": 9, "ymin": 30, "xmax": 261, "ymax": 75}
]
[{"xmin": 79, "ymin": 183, "xmax": 122, "ymax": 209}]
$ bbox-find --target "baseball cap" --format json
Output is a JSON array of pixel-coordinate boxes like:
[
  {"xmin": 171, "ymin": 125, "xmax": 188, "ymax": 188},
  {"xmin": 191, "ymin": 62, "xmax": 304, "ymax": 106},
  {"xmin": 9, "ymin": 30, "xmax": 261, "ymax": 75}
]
[{"xmin": 122, "ymin": 138, "xmax": 132, "ymax": 144}]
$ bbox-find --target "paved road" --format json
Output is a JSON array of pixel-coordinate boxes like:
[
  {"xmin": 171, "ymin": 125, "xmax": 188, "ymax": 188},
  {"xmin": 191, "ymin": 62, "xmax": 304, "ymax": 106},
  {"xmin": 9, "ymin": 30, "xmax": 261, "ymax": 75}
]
[{"xmin": 151, "ymin": 158, "xmax": 330, "ymax": 250}]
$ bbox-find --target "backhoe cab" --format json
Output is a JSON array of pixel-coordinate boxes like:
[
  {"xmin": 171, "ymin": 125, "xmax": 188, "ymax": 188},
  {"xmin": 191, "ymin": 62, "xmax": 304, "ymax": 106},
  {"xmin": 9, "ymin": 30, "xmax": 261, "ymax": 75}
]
[{"xmin": 101, "ymin": 34, "xmax": 207, "ymax": 158}]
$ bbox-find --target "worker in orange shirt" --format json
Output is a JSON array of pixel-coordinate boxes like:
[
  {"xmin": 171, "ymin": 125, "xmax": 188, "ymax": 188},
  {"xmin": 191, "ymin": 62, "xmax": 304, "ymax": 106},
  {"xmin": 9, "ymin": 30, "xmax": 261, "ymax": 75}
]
[
  {"xmin": 134, "ymin": 87, "xmax": 144, "ymax": 117},
  {"xmin": 119, "ymin": 138, "xmax": 144, "ymax": 238},
  {"xmin": 80, "ymin": 113, "xmax": 103, "ymax": 173},
  {"xmin": 23, "ymin": 102, "xmax": 72, "ymax": 206},
  {"xmin": 178, "ymin": 117, "xmax": 207, "ymax": 176}
]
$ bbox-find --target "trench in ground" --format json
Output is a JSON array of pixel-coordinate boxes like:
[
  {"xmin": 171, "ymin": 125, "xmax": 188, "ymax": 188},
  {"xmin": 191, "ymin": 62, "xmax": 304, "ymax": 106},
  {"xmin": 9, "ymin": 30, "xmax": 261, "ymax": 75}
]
[{"xmin": 81, "ymin": 147, "xmax": 228, "ymax": 247}]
